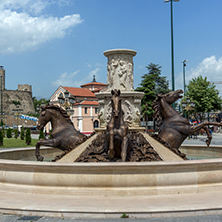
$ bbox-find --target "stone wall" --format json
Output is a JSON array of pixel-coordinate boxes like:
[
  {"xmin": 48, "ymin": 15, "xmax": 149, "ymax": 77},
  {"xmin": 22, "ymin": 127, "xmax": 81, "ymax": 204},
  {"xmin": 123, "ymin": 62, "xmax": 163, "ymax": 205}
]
[
  {"xmin": 18, "ymin": 84, "xmax": 32, "ymax": 92},
  {"xmin": 0, "ymin": 90, "xmax": 35, "ymax": 115}
]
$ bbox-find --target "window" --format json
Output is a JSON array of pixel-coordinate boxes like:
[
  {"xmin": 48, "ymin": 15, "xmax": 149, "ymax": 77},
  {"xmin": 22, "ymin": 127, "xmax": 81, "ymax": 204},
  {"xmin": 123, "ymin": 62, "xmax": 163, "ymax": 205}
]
[
  {"xmin": 95, "ymin": 107, "xmax": 98, "ymax": 114},
  {"xmin": 85, "ymin": 107, "xmax": 88, "ymax": 114},
  {"xmin": 94, "ymin": 120, "xmax": 99, "ymax": 128}
]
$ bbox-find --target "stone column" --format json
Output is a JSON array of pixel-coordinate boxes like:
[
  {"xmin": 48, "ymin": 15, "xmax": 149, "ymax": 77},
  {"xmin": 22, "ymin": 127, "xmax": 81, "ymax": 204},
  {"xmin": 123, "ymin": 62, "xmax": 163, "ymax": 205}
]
[
  {"xmin": 96, "ymin": 49, "xmax": 144, "ymax": 130},
  {"xmin": 104, "ymin": 49, "xmax": 136, "ymax": 91}
]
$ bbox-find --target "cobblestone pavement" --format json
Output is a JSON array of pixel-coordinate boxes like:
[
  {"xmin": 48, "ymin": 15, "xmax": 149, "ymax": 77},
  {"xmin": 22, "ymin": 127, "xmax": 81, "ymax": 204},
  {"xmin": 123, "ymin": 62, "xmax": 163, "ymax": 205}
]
[
  {"xmin": 183, "ymin": 132, "xmax": 222, "ymax": 146},
  {"xmin": 1, "ymin": 214, "xmax": 222, "ymax": 222}
]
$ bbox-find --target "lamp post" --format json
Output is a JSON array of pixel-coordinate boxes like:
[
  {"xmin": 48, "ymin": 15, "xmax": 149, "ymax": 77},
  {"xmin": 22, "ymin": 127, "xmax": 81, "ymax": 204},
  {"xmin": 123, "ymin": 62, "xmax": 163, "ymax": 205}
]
[
  {"xmin": 181, "ymin": 97, "xmax": 195, "ymax": 121},
  {"xmin": 12, "ymin": 105, "xmax": 23, "ymax": 129},
  {"xmin": 58, "ymin": 91, "xmax": 75, "ymax": 119},
  {"xmin": 164, "ymin": 0, "xmax": 179, "ymax": 98},
  {"xmin": 182, "ymin": 60, "xmax": 188, "ymax": 96}
]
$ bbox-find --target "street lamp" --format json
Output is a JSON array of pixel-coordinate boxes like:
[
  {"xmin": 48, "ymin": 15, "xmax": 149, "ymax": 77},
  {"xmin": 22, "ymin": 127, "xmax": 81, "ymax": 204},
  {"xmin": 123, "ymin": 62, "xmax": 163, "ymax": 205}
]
[
  {"xmin": 12, "ymin": 105, "xmax": 23, "ymax": 129},
  {"xmin": 164, "ymin": 0, "xmax": 180, "ymax": 97},
  {"xmin": 181, "ymin": 97, "xmax": 195, "ymax": 120},
  {"xmin": 58, "ymin": 91, "xmax": 75, "ymax": 118},
  {"xmin": 182, "ymin": 60, "xmax": 188, "ymax": 96}
]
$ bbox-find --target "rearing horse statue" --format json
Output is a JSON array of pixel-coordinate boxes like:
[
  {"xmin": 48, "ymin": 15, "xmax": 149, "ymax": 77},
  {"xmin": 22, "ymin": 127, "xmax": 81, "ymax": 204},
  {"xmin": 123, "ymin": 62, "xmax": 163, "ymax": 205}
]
[
  {"xmin": 36, "ymin": 104, "xmax": 87, "ymax": 161},
  {"xmin": 152, "ymin": 89, "xmax": 222, "ymax": 149},
  {"xmin": 105, "ymin": 89, "xmax": 131, "ymax": 161}
]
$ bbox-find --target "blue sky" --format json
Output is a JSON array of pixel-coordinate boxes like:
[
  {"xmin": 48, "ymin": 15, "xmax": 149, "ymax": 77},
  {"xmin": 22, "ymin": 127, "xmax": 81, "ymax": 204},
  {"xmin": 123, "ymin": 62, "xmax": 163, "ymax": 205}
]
[{"xmin": 1, "ymin": 0, "xmax": 222, "ymax": 99}]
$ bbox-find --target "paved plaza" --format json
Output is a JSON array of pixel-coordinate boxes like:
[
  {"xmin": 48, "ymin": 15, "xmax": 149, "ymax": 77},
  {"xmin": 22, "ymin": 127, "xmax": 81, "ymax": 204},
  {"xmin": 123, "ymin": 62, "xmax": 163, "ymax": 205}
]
[{"xmin": 1, "ymin": 214, "xmax": 222, "ymax": 221}]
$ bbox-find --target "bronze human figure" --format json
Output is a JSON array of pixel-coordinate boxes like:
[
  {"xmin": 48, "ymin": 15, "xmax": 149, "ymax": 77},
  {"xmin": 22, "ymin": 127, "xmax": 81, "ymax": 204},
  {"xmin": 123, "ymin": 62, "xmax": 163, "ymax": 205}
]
[
  {"xmin": 105, "ymin": 89, "xmax": 131, "ymax": 161},
  {"xmin": 36, "ymin": 105, "xmax": 87, "ymax": 161},
  {"xmin": 152, "ymin": 89, "xmax": 222, "ymax": 149}
]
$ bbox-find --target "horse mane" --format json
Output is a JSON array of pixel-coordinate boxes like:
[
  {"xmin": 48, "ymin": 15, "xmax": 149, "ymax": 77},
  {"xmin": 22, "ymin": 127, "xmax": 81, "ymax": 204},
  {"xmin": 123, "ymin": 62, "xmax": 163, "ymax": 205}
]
[
  {"xmin": 41, "ymin": 104, "xmax": 74, "ymax": 126},
  {"xmin": 152, "ymin": 95, "xmax": 163, "ymax": 129}
]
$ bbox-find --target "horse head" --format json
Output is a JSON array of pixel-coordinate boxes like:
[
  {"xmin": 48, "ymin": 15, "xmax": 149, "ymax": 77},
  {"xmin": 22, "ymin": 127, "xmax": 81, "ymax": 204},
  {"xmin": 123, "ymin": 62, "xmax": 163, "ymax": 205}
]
[
  {"xmin": 162, "ymin": 89, "xmax": 183, "ymax": 104},
  {"xmin": 37, "ymin": 106, "xmax": 51, "ymax": 131},
  {"xmin": 111, "ymin": 89, "xmax": 121, "ymax": 118}
]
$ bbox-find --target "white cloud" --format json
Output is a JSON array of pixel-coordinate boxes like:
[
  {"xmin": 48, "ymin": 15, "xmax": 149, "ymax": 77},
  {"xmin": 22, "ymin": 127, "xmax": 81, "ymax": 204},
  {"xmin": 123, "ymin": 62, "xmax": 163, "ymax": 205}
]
[
  {"xmin": 52, "ymin": 70, "xmax": 80, "ymax": 87},
  {"xmin": 0, "ymin": 0, "xmax": 83, "ymax": 54},
  {"xmin": 0, "ymin": 0, "xmax": 50, "ymax": 15},
  {"xmin": 52, "ymin": 68, "xmax": 101, "ymax": 88},
  {"xmin": 176, "ymin": 56, "xmax": 222, "ymax": 95}
]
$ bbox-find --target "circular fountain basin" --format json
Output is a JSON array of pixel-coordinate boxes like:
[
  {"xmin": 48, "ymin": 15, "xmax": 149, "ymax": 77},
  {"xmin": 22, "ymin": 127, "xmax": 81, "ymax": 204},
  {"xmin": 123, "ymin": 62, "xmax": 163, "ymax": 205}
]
[
  {"xmin": 1, "ymin": 146, "xmax": 222, "ymax": 197},
  {"xmin": 180, "ymin": 144, "xmax": 222, "ymax": 160}
]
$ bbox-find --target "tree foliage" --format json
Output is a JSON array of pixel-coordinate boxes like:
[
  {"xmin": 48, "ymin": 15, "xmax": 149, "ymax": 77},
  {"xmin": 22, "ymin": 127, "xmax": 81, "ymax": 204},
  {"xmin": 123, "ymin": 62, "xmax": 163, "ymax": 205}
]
[
  {"xmin": 25, "ymin": 128, "xmax": 31, "ymax": 145},
  {"xmin": 2, "ymin": 128, "xmax": 5, "ymax": 138},
  {"xmin": 186, "ymin": 75, "xmax": 222, "ymax": 120},
  {"xmin": 39, "ymin": 130, "xmax": 45, "ymax": 140},
  {"xmin": 32, "ymin": 97, "xmax": 50, "ymax": 117},
  {"xmin": 14, "ymin": 128, "xmax": 18, "ymax": 139},
  {"xmin": 0, "ymin": 131, "xmax": 3, "ymax": 146},
  {"xmin": 20, "ymin": 127, "xmax": 25, "ymax": 140},
  {"xmin": 6, "ymin": 128, "xmax": 12, "ymax": 138},
  {"xmin": 136, "ymin": 63, "xmax": 170, "ymax": 118}
]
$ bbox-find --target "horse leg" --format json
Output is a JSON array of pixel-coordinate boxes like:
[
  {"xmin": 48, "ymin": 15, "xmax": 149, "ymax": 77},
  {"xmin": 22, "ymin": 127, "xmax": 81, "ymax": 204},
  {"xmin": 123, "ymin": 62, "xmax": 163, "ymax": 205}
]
[
  {"xmin": 35, "ymin": 139, "xmax": 54, "ymax": 161},
  {"xmin": 121, "ymin": 136, "xmax": 129, "ymax": 162},
  {"xmin": 191, "ymin": 122, "xmax": 222, "ymax": 132},
  {"xmin": 108, "ymin": 130, "xmax": 115, "ymax": 159},
  {"xmin": 191, "ymin": 124, "xmax": 213, "ymax": 146},
  {"xmin": 203, "ymin": 126, "xmax": 212, "ymax": 146}
]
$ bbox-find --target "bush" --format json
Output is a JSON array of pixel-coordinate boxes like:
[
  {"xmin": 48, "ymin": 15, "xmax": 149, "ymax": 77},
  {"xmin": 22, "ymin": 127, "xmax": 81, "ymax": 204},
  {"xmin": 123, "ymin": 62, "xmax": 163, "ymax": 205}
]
[
  {"xmin": 25, "ymin": 128, "xmax": 31, "ymax": 145},
  {"xmin": 2, "ymin": 128, "xmax": 5, "ymax": 138},
  {"xmin": 39, "ymin": 130, "xmax": 44, "ymax": 140},
  {"xmin": 20, "ymin": 127, "xmax": 24, "ymax": 140},
  {"xmin": 6, "ymin": 128, "xmax": 12, "ymax": 138},
  {"xmin": 14, "ymin": 129, "xmax": 19, "ymax": 139},
  {"xmin": 0, "ymin": 131, "xmax": 3, "ymax": 146},
  {"xmin": 49, "ymin": 130, "xmax": 52, "ymax": 139}
]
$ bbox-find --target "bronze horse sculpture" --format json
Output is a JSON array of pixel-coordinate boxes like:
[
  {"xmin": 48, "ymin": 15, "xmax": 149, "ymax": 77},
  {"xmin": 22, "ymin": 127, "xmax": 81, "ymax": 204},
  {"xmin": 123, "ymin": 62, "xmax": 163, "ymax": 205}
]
[
  {"xmin": 105, "ymin": 89, "xmax": 131, "ymax": 161},
  {"xmin": 152, "ymin": 89, "xmax": 222, "ymax": 149},
  {"xmin": 36, "ymin": 104, "xmax": 87, "ymax": 161}
]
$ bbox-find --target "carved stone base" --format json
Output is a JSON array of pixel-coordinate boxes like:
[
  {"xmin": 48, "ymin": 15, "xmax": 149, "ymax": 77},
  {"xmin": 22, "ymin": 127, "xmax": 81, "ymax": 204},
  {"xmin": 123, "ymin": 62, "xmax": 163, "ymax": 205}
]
[
  {"xmin": 95, "ymin": 127, "xmax": 146, "ymax": 133},
  {"xmin": 95, "ymin": 91, "xmax": 144, "ymax": 128}
]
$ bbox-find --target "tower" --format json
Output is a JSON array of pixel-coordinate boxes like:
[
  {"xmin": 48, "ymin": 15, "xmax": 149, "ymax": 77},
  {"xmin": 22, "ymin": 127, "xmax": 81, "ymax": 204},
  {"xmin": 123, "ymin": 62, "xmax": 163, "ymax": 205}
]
[{"xmin": 0, "ymin": 66, "xmax": 5, "ymax": 90}]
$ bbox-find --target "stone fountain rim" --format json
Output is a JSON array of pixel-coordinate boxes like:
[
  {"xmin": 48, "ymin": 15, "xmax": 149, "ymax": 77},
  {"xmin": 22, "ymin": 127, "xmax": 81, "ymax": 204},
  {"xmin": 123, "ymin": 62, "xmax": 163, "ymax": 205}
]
[
  {"xmin": 103, "ymin": 48, "xmax": 137, "ymax": 57},
  {"xmin": 1, "ymin": 146, "xmax": 222, "ymax": 167}
]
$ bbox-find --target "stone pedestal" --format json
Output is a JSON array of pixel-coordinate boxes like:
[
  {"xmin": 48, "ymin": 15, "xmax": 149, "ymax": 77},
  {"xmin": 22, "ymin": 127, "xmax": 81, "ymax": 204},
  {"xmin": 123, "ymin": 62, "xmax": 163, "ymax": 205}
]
[{"xmin": 96, "ymin": 49, "xmax": 144, "ymax": 128}]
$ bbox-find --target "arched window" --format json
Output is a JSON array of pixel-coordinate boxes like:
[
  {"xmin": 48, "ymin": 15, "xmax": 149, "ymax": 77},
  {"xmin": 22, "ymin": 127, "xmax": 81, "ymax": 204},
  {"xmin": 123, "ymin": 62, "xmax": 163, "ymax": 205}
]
[{"xmin": 93, "ymin": 120, "xmax": 99, "ymax": 128}]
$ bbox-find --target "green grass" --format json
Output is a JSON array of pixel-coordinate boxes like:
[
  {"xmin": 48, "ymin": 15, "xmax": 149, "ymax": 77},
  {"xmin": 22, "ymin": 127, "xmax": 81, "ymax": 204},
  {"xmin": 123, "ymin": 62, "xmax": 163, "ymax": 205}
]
[{"xmin": 0, "ymin": 138, "xmax": 38, "ymax": 148}]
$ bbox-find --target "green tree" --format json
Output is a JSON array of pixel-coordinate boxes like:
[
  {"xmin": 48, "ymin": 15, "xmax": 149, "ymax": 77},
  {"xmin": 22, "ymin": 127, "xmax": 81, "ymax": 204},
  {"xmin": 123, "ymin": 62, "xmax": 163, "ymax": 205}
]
[
  {"xmin": 136, "ymin": 63, "xmax": 170, "ymax": 119},
  {"xmin": 33, "ymin": 97, "xmax": 50, "ymax": 115},
  {"xmin": 2, "ymin": 128, "xmax": 5, "ymax": 138},
  {"xmin": 49, "ymin": 129, "xmax": 52, "ymax": 139},
  {"xmin": 186, "ymin": 76, "xmax": 222, "ymax": 121},
  {"xmin": 14, "ymin": 128, "xmax": 19, "ymax": 139},
  {"xmin": 6, "ymin": 128, "xmax": 12, "ymax": 138},
  {"xmin": 0, "ymin": 131, "xmax": 3, "ymax": 146},
  {"xmin": 39, "ymin": 130, "xmax": 45, "ymax": 140},
  {"xmin": 25, "ymin": 128, "xmax": 31, "ymax": 145},
  {"xmin": 20, "ymin": 127, "xmax": 25, "ymax": 140}
]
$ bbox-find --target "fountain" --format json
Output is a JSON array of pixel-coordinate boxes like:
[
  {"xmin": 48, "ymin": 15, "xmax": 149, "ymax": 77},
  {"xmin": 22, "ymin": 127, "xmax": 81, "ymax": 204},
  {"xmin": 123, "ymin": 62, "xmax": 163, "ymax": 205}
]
[{"xmin": 0, "ymin": 49, "xmax": 222, "ymax": 219}]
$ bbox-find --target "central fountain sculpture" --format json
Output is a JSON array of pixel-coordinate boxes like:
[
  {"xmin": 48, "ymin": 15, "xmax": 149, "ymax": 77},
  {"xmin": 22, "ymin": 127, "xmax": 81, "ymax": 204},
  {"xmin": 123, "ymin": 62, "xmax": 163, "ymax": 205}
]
[{"xmin": 96, "ymin": 49, "xmax": 144, "ymax": 129}]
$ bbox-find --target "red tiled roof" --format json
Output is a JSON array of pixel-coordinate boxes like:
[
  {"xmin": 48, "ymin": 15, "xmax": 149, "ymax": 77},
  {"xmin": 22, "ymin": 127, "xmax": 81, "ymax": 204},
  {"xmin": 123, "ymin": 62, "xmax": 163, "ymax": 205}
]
[
  {"xmin": 74, "ymin": 101, "xmax": 99, "ymax": 106},
  {"xmin": 64, "ymin": 86, "xmax": 96, "ymax": 98},
  {"xmin": 81, "ymin": 82, "xmax": 108, "ymax": 87}
]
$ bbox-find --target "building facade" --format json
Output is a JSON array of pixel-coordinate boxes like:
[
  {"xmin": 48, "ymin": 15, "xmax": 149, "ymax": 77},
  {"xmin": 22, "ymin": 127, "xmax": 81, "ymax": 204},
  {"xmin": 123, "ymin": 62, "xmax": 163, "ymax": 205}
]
[{"xmin": 50, "ymin": 77, "xmax": 107, "ymax": 135}]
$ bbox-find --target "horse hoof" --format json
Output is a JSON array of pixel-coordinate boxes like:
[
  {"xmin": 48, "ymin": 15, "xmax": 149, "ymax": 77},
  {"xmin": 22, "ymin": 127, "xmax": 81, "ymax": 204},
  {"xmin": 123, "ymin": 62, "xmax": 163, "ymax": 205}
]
[
  {"xmin": 37, "ymin": 156, "xmax": 44, "ymax": 161},
  {"xmin": 108, "ymin": 150, "xmax": 115, "ymax": 159},
  {"xmin": 205, "ymin": 140, "xmax": 210, "ymax": 147}
]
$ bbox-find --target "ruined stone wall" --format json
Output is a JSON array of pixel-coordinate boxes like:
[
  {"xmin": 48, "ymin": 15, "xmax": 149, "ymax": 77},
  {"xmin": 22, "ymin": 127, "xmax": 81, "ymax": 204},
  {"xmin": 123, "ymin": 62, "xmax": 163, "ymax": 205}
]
[
  {"xmin": 18, "ymin": 84, "xmax": 32, "ymax": 92},
  {"xmin": 0, "ymin": 90, "xmax": 35, "ymax": 115}
]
